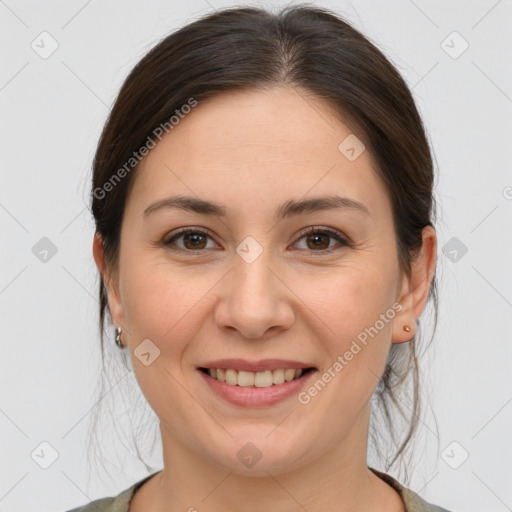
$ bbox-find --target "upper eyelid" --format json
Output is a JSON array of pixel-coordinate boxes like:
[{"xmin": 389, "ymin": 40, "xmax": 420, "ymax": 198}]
[{"xmin": 164, "ymin": 227, "xmax": 217, "ymax": 243}]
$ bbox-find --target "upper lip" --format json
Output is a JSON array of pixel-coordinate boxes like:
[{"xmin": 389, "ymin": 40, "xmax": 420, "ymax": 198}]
[{"xmin": 198, "ymin": 359, "xmax": 316, "ymax": 373}]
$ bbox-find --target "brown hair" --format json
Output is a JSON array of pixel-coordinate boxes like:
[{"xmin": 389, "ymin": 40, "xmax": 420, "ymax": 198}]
[{"xmin": 89, "ymin": 3, "xmax": 439, "ymax": 483}]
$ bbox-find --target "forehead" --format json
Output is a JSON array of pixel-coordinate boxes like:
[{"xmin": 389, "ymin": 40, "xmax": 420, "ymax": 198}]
[{"xmin": 126, "ymin": 87, "xmax": 390, "ymax": 221}]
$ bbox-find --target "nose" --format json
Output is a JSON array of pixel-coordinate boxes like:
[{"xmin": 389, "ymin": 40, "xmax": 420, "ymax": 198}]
[{"xmin": 213, "ymin": 248, "xmax": 295, "ymax": 339}]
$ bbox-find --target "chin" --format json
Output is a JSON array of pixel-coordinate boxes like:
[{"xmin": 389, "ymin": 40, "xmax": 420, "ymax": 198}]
[{"xmin": 207, "ymin": 436, "xmax": 312, "ymax": 477}]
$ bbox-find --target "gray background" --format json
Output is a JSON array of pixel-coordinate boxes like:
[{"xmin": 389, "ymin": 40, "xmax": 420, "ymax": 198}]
[{"xmin": 1, "ymin": 1, "xmax": 511, "ymax": 511}]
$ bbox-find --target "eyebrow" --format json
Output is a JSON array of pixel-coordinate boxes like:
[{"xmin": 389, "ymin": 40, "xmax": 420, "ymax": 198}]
[{"xmin": 143, "ymin": 194, "xmax": 371, "ymax": 221}]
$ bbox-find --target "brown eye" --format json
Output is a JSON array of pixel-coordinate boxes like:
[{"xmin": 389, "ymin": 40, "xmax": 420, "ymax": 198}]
[
  {"xmin": 183, "ymin": 232, "xmax": 207, "ymax": 250},
  {"xmin": 163, "ymin": 226, "xmax": 349, "ymax": 255},
  {"xmin": 293, "ymin": 227, "xmax": 349, "ymax": 254},
  {"xmin": 164, "ymin": 229, "xmax": 217, "ymax": 252},
  {"xmin": 305, "ymin": 232, "xmax": 330, "ymax": 250}
]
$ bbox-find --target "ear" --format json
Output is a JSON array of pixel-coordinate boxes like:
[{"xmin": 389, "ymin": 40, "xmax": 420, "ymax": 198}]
[
  {"xmin": 92, "ymin": 232, "xmax": 125, "ymax": 328},
  {"xmin": 392, "ymin": 225, "xmax": 437, "ymax": 344}
]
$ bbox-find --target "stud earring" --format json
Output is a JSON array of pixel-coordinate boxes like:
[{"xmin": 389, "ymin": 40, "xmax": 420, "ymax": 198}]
[
  {"xmin": 115, "ymin": 326, "xmax": 124, "ymax": 348},
  {"xmin": 403, "ymin": 325, "xmax": 411, "ymax": 332}
]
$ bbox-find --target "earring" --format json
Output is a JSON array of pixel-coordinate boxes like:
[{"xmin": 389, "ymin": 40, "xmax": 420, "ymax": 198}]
[
  {"xmin": 403, "ymin": 325, "xmax": 411, "ymax": 332},
  {"xmin": 115, "ymin": 326, "xmax": 124, "ymax": 348}
]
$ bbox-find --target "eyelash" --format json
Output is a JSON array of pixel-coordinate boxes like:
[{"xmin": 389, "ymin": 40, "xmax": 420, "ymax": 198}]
[{"xmin": 163, "ymin": 226, "xmax": 350, "ymax": 255}]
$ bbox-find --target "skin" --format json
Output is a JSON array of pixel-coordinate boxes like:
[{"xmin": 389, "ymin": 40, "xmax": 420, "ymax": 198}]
[{"xmin": 93, "ymin": 86, "xmax": 436, "ymax": 512}]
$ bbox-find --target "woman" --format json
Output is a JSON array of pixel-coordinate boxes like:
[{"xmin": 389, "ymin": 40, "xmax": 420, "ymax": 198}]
[{"xmin": 68, "ymin": 4, "xmax": 451, "ymax": 511}]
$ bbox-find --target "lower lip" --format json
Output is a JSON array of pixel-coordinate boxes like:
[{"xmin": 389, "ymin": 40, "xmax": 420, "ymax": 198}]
[{"xmin": 197, "ymin": 369, "xmax": 316, "ymax": 407}]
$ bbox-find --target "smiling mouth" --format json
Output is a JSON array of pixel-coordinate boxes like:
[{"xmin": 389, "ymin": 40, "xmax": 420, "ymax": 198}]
[{"xmin": 199, "ymin": 367, "xmax": 316, "ymax": 387}]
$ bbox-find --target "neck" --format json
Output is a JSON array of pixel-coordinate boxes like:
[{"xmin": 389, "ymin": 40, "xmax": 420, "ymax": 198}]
[{"xmin": 134, "ymin": 405, "xmax": 405, "ymax": 512}]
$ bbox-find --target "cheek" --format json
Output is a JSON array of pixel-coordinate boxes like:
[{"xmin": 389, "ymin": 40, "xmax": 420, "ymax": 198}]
[
  {"xmin": 301, "ymin": 262, "xmax": 398, "ymax": 347},
  {"xmin": 121, "ymin": 260, "xmax": 219, "ymax": 351},
  {"xmin": 298, "ymin": 260, "xmax": 397, "ymax": 410},
  {"xmin": 120, "ymin": 262, "xmax": 216, "ymax": 416}
]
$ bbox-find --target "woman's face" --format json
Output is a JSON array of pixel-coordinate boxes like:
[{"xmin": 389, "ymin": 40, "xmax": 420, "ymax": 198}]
[{"xmin": 96, "ymin": 86, "xmax": 433, "ymax": 476}]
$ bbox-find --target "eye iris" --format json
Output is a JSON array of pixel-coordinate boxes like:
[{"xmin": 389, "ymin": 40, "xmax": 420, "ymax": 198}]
[
  {"xmin": 307, "ymin": 233, "xmax": 329, "ymax": 250},
  {"xmin": 184, "ymin": 233, "xmax": 207, "ymax": 250}
]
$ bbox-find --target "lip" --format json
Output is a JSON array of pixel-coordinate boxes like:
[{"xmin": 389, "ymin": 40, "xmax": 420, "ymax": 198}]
[
  {"xmin": 198, "ymin": 358, "xmax": 315, "ymax": 373},
  {"xmin": 197, "ymin": 367, "xmax": 317, "ymax": 407}
]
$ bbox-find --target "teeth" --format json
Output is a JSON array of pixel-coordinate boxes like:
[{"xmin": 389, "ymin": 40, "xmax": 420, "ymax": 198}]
[
  {"xmin": 254, "ymin": 370, "xmax": 273, "ymax": 388},
  {"xmin": 225, "ymin": 369, "xmax": 238, "ymax": 386},
  {"xmin": 206, "ymin": 367, "xmax": 308, "ymax": 387},
  {"xmin": 284, "ymin": 368, "xmax": 296, "ymax": 382},
  {"xmin": 238, "ymin": 370, "xmax": 255, "ymax": 387},
  {"xmin": 272, "ymin": 368, "xmax": 285, "ymax": 385}
]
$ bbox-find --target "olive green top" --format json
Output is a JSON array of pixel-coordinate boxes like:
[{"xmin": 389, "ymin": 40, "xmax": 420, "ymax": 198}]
[{"xmin": 65, "ymin": 467, "xmax": 453, "ymax": 511}]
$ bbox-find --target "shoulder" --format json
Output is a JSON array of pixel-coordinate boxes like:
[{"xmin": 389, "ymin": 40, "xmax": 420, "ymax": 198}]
[
  {"xmin": 64, "ymin": 488, "xmax": 132, "ymax": 512},
  {"xmin": 401, "ymin": 487, "xmax": 454, "ymax": 512},
  {"xmin": 65, "ymin": 494, "xmax": 122, "ymax": 512},
  {"xmin": 369, "ymin": 466, "xmax": 454, "ymax": 512},
  {"xmin": 64, "ymin": 472, "xmax": 159, "ymax": 512}
]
